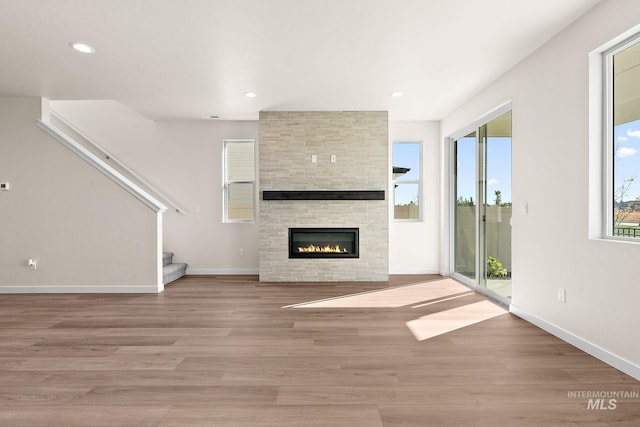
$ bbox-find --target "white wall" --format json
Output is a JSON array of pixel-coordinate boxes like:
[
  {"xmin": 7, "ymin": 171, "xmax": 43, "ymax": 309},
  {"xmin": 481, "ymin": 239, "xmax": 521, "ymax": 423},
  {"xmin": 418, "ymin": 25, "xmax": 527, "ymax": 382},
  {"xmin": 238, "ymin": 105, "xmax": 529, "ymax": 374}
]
[
  {"xmin": 51, "ymin": 100, "xmax": 260, "ymax": 274},
  {"xmin": 389, "ymin": 121, "xmax": 441, "ymax": 274},
  {"xmin": 0, "ymin": 97, "xmax": 160, "ymax": 292},
  {"xmin": 441, "ymin": 0, "xmax": 640, "ymax": 377}
]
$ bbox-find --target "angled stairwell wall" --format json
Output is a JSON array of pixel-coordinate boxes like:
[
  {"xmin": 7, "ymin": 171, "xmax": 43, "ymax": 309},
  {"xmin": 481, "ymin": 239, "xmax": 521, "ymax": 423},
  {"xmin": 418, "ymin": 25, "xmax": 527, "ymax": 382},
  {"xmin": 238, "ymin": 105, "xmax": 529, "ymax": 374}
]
[{"xmin": 0, "ymin": 97, "xmax": 164, "ymax": 293}]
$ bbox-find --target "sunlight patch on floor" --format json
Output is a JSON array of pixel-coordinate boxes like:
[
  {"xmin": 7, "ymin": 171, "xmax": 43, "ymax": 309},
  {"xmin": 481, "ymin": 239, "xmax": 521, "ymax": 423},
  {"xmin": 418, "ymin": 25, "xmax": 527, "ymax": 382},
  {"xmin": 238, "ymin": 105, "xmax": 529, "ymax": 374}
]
[
  {"xmin": 406, "ymin": 300, "xmax": 507, "ymax": 341},
  {"xmin": 284, "ymin": 278, "xmax": 471, "ymax": 308},
  {"xmin": 411, "ymin": 292, "xmax": 475, "ymax": 308}
]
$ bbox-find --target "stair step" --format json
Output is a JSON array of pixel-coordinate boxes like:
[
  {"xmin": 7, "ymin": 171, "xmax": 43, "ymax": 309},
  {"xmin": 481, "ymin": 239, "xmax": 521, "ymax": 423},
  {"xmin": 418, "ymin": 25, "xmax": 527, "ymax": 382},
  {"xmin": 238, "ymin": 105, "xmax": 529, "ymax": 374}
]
[
  {"xmin": 163, "ymin": 262, "xmax": 188, "ymax": 284},
  {"xmin": 163, "ymin": 252, "xmax": 174, "ymax": 267}
]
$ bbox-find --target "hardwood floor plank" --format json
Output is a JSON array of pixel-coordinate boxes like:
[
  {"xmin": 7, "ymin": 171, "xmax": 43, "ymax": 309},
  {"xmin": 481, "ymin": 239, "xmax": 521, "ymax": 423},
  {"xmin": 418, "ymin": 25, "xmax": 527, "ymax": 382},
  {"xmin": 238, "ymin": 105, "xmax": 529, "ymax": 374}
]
[
  {"xmin": 97, "ymin": 327, "xmax": 232, "ymax": 337},
  {"xmin": 496, "ymin": 355, "xmax": 609, "ymax": 370},
  {"xmin": 276, "ymin": 384, "xmax": 475, "ymax": 405},
  {"xmin": 39, "ymin": 370, "xmax": 225, "ymax": 387},
  {"xmin": 33, "ymin": 336, "xmax": 179, "ymax": 346},
  {"xmin": 50, "ymin": 318, "xmax": 294, "ymax": 329},
  {"xmin": 0, "ymin": 386, "xmax": 92, "ymax": 405},
  {"xmin": 12, "ymin": 355, "xmax": 184, "ymax": 371},
  {"xmin": 0, "ymin": 345, "xmax": 119, "ymax": 357},
  {"xmin": 176, "ymin": 356, "xmax": 343, "ymax": 371},
  {"xmin": 339, "ymin": 355, "xmax": 504, "ymax": 371},
  {"xmin": 0, "ymin": 327, "xmax": 114, "ymax": 338},
  {"xmin": 229, "ymin": 326, "xmax": 359, "ymax": 336},
  {"xmin": 396, "ymin": 367, "xmax": 577, "ymax": 386},
  {"xmin": 563, "ymin": 367, "xmax": 640, "ymax": 385},
  {"xmin": 158, "ymin": 405, "xmax": 384, "ymax": 427},
  {"xmin": 0, "ymin": 370, "xmax": 51, "ymax": 385},
  {"xmin": 0, "ymin": 358, "xmax": 28, "ymax": 370},
  {"xmin": 0, "ymin": 338, "xmax": 41, "ymax": 347},
  {"xmin": 313, "ymin": 335, "xmax": 417, "ymax": 346},
  {"xmin": 221, "ymin": 368, "xmax": 400, "ymax": 386},
  {"xmin": 114, "ymin": 345, "xmax": 266, "ymax": 357},
  {"xmin": 260, "ymin": 344, "xmax": 415, "ymax": 358},
  {"xmin": 173, "ymin": 336, "xmax": 315, "ymax": 346},
  {"xmin": 357, "ymin": 326, "xmax": 416, "ymax": 336},
  {"xmin": 0, "ymin": 406, "xmax": 169, "ymax": 427},
  {"xmin": 73, "ymin": 385, "xmax": 279, "ymax": 406}
]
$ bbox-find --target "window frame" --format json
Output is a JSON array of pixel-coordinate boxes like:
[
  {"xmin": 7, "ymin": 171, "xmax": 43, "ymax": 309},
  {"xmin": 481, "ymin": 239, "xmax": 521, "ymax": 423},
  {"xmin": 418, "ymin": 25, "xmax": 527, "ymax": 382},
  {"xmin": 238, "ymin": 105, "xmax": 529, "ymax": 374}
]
[
  {"xmin": 603, "ymin": 31, "xmax": 640, "ymax": 241},
  {"xmin": 392, "ymin": 140, "xmax": 423, "ymax": 222},
  {"xmin": 222, "ymin": 139, "xmax": 256, "ymax": 223}
]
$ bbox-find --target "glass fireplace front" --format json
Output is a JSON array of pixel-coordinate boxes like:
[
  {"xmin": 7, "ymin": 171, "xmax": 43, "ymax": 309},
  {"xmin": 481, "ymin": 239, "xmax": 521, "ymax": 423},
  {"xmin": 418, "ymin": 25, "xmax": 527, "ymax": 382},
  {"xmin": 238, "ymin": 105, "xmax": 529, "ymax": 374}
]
[{"xmin": 288, "ymin": 228, "xmax": 359, "ymax": 259}]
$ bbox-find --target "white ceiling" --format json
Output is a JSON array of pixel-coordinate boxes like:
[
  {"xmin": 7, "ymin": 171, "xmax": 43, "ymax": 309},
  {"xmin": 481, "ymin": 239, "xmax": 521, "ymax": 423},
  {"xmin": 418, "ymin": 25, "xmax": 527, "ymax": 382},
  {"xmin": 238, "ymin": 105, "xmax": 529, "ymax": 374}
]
[{"xmin": 0, "ymin": 0, "xmax": 602, "ymax": 121}]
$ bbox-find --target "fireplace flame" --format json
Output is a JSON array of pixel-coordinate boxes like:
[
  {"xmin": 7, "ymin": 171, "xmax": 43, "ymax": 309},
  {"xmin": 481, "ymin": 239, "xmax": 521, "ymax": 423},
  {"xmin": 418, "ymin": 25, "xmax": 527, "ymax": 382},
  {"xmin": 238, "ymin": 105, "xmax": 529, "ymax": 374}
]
[{"xmin": 297, "ymin": 244, "xmax": 348, "ymax": 254}]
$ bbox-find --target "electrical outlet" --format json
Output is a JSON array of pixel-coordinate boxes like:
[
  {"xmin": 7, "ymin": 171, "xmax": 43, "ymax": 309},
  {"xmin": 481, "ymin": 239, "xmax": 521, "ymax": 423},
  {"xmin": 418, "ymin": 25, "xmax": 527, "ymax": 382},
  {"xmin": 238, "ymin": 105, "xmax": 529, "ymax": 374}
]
[
  {"xmin": 311, "ymin": 154, "xmax": 317, "ymax": 163},
  {"xmin": 27, "ymin": 259, "xmax": 37, "ymax": 270},
  {"xmin": 557, "ymin": 288, "xmax": 566, "ymax": 303},
  {"xmin": 0, "ymin": 182, "xmax": 10, "ymax": 191},
  {"xmin": 239, "ymin": 249, "xmax": 245, "ymax": 256},
  {"xmin": 330, "ymin": 154, "xmax": 336, "ymax": 163}
]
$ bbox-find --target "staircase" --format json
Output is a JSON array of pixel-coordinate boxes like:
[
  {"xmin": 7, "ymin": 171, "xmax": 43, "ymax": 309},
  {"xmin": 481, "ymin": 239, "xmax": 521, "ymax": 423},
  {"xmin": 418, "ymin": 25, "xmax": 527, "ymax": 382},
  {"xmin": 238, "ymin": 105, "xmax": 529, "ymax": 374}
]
[{"xmin": 163, "ymin": 252, "xmax": 188, "ymax": 284}]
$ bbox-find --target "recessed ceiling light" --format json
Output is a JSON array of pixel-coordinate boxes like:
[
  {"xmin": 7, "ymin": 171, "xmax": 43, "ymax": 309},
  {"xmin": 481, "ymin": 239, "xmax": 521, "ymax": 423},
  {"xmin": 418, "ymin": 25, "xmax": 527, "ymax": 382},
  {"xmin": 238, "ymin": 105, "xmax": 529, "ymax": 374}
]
[
  {"xmin": 391, "ymin": 91, "xmax": 404, "ymax": 97},
  {"xmin": 69, "ymin": 42, "xmax": 95, "ymax": 53},
  {"xmin": 244, "ymin": 92, "xmax": 257, "ymax": 98}
]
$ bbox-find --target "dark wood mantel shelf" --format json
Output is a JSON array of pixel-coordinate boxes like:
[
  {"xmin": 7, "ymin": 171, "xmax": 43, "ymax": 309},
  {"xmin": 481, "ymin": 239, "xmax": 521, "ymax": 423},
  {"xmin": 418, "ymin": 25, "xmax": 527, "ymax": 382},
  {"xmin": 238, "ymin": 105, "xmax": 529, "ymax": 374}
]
[{"xmin": 262, "ymin": 190, "xmax": 385, "ymax": 201}]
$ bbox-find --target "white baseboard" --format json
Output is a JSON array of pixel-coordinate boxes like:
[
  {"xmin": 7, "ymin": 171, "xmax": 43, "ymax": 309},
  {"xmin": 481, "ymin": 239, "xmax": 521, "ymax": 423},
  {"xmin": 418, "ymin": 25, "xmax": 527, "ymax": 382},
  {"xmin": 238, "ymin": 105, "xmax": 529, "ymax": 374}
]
[
  {"xmin": 189, "ymin": 268, "xmax": 439, "ymax": 276},
  {"xmin": 0, "ymin": 285, "xmax": 162, "ymax": 294},
  {"xmin": 190, "ymin": 268, "xmax": 440, "ymax": 276},
  {"xmin": 510, "ymin": 304, "xmax": 640, "ymax": 381},
  {"xmin": 187, "ymin": 268, "xmax": 259, "ymax": 275}
]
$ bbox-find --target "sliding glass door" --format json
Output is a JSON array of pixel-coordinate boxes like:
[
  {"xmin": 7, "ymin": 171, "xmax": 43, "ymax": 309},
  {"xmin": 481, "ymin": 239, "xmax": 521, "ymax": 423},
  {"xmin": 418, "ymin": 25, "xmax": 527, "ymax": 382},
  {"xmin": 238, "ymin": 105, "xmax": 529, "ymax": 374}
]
[
  {"xmin": 454, "ymin": 131, "xmax": 477, "ymax": 281},
  {"xmin": 452, "ymin": 110, "xmax": 512, "ymax": 302},
  {"xmin": 481, "ymin": 112, "xmax": 512, "ymax": 299}
]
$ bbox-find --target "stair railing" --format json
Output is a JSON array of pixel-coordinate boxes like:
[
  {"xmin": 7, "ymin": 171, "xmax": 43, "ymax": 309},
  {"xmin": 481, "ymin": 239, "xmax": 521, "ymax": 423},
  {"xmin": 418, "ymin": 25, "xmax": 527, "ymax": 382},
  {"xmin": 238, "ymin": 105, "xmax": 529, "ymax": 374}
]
[
  {"xmin": 44, "ymin": 110, "xmax": 190, "ymax": 215},
  {"xmin": 37, "ymin": 119, "xmax": 167, "ymax": 214}
]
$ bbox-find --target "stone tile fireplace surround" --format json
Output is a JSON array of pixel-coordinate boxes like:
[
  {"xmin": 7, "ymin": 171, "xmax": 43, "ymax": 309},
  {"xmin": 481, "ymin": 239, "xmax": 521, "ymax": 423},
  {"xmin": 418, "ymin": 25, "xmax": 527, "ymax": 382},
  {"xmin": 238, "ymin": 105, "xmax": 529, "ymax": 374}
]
[{"xmin": 259, "ymin": 111, "xmax": 388, "ymax": 282}]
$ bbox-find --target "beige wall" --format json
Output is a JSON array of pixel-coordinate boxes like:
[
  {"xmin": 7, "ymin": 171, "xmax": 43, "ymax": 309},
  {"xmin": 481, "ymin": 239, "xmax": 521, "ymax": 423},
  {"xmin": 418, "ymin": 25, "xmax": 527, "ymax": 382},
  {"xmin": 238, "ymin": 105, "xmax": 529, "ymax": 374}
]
[
  {"xmin": 259, "ymin": 111, "xmax": 389, "ymax": 281},
  {"xmin": 0, "ymin": 97, "xmax": 160, "ymax": 292}
]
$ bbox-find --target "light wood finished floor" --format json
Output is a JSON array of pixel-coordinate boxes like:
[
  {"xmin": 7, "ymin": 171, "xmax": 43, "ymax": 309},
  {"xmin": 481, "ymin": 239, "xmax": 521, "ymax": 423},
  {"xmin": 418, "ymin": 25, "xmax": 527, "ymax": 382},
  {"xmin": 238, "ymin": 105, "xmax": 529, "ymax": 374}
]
[{"xmin": 0, "ymin": 275, "xmax": 638, "ymax": 426}]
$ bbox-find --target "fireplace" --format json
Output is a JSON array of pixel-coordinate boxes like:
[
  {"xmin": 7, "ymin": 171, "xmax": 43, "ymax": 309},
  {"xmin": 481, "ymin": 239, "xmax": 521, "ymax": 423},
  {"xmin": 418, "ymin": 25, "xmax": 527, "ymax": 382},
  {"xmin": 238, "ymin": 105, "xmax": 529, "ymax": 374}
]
[{"xmin": 289, "ymin": 228, "xmax": 359, "ymax": 259}]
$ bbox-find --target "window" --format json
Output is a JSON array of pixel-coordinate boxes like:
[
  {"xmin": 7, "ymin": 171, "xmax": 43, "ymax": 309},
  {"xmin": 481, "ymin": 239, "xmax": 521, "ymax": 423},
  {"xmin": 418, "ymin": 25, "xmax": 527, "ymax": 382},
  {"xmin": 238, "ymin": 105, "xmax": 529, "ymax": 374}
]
[
  {"xmin": 392, "ymin": 142, "xmax": 421, "ymax": 220},
  {"xmin": 223, "ymin": 139, "xmax": 255, "ymax": 222},
  {"xmin": 605, "ymin": 32, "xmax": 640, "ymax": 239}
]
